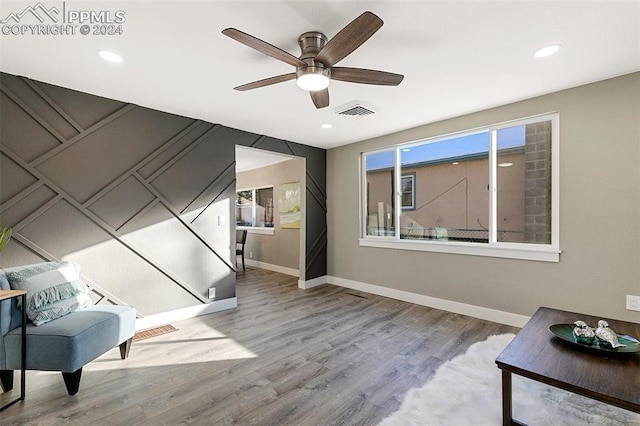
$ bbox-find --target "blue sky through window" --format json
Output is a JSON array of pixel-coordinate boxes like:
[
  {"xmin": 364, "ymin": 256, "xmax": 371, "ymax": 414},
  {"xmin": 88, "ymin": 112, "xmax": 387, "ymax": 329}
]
[{"xmin": 366, "ymin": 125, "xmax": 525, "ymax": 171}]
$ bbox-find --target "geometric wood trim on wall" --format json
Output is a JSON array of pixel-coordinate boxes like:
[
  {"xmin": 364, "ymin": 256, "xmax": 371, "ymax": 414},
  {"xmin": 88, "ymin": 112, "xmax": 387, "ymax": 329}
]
[{"xmin": 0, "ymin": 72, "xmax": 327, "ymax": 317}]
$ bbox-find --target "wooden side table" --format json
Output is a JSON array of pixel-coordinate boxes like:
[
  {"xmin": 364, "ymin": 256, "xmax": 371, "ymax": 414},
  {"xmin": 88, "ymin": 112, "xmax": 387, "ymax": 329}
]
[
  {"xmin": 0, "ymin": 289, "xmax": 27, "ymax": 411},
  {"xmin": 496, "ymin": 307, "xmax": 640, "ymax": 425}
]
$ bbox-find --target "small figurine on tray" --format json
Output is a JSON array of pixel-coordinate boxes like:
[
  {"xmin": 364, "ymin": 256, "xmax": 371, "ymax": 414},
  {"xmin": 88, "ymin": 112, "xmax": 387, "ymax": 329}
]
[
  {"xmin": 572, "ymin": 319, "xmax": 626, "ymax": 348},
  {"xmin": 594, "ymin": 320, "xmax": 626, "ymax": 348},
  {"xmin": 572, "ymin": 320, "xmax": 595, "ymax": 344}
]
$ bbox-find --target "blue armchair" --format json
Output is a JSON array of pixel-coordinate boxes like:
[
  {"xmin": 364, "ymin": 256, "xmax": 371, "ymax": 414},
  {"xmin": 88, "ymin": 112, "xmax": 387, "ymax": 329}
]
[{"xmin": 0, "ymin": 263, "xmax": 136, "ymax": 395}]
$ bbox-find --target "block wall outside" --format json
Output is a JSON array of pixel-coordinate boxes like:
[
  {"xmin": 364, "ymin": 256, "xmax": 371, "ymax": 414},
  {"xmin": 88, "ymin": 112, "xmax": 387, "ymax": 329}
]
[{"xmin": 524, "ymin": 121, "xmax": 552, "ymax": 244}]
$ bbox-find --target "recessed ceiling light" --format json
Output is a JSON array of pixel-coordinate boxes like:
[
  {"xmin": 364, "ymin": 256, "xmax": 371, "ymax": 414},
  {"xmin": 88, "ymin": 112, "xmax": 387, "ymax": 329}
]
[
  {"xmin": 534, "ymin": 44, "xmax": 562, "ymax": 58},
  {"xmin": 402, "ymin": 148, "xmax": 411, "ymax": 152},
  {"xmin": 321, "ymin": 124, "xmax": 332, "ymax": 129},
  {"xmin": 98, "ymin": 50, "xmax": 123, "ymax": 63},
  {"xmin": 498, "ymin": 162, "xmax": 514, "ymax": 167},
  {"xmin": 452, "ymin": 162, "xmax": 459, "ymax": 165}
]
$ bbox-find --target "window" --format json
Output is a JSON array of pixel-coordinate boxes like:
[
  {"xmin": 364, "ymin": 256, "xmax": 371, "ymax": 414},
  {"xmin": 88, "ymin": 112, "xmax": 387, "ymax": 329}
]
[
  {"xmin": 236, "ymin": 186, "xmax": 274, "ymax": 228},
  {"xmin": 361, "ymin": 113, "xmax": 559, "ymax": 262},
  {"xmin": 399, "ymin": 131, "xmax": 490, "ymax": 242},
  {"xmin": 364, "ymin": 150, "xmax": 395, "ymax": 237}
]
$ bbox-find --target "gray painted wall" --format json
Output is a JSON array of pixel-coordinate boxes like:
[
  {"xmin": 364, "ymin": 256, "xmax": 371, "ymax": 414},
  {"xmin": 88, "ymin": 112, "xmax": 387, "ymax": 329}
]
[
  {"xmin": 237, "ymin": 158, "xmax": 303, "ymax": 272},
  {"xmin": 0, "ymin": 72, "xmax": 326, "ymax": 318},
  {"xmin": 327, "ymin": 72, "xmax": 640, "ymax": 322}
]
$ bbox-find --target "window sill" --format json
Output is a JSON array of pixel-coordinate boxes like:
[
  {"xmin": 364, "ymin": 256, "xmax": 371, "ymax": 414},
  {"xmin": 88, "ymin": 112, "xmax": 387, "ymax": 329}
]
[
  {"xmin": 238, "ymin": 226, "xmax": 275, "ymax": 235},
  {"xmin": 359, "ymin": 238, "xmax": 560, "ymax": 262}
]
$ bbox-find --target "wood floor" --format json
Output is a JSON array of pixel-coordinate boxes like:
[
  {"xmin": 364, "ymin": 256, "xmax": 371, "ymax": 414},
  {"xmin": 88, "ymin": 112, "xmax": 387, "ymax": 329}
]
[{"xmin": 0, "ymin": 268, "xmax": 519, "ymax": 425}]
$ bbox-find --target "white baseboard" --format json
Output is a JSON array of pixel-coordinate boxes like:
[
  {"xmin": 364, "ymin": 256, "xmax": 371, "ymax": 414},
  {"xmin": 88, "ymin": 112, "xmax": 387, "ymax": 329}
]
[
  {"xmin": 244, "ymin": 259, "xmax": 298, "ymax": 277},
  {"xmin": 135, "ymin": 297, "xmax": 238, "ymax": 331},
  {"xmin": 327, "ymin": 276, "xmax": 529, "ymax": 328},
  {"xmin": 298, "ymin": 275, "xmax": 328, "ymax": 289},
  {"xmin": 134, "ymin": 277, "xmax": 527, "ymax": 330}
]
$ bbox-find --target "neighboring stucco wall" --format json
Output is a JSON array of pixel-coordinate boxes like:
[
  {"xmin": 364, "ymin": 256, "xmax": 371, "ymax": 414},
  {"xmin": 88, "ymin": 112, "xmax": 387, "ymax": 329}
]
[
  {"xmin": 327, "ymin": 72, "xmax": 640, "ymax": 322},
  {"xmin": 366, "ymin": 152, "xmax": 524, "ymax": 241},
  {"xmin": 236, "ymin": 157, "xmax": 303, "ymax": 272}
]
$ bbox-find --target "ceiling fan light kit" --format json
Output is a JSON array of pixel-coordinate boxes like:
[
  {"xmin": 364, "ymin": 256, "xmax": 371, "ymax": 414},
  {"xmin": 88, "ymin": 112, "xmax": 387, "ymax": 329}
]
[
  {"xmin": 222, "ymin": 11, "xmax": 404, "ymax": 109},
  {"xmin": 296, "ymin": 67, "xmax": 331, "ymax": 91}
]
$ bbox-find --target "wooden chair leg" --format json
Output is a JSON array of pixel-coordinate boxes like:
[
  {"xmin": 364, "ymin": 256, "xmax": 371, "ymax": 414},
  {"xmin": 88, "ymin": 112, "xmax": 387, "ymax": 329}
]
[
  {"xmin": 0, "ymin": 370, "xmax": 14, "ymax": 392},
  {"xmin": 62, "ymin": 368, "xmax": 82, "ymax": 395},
  {"xmin": 119, "ymin": 337, "xmax": 133, "ymax": 360},
  {"xmin": 242, "ymin": 250, "xmax": 245, "ymax": 271}
]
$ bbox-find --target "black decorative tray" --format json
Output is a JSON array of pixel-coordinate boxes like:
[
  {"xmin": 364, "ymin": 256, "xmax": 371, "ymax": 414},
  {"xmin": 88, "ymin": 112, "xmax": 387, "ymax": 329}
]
[{"xmin": 549, "ymin": 324, "xmax": 640, "ymax": 353}]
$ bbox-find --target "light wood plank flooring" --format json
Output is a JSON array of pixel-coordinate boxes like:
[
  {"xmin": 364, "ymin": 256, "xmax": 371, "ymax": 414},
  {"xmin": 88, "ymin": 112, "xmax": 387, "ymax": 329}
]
[{"xmin": 0, "ymin": 268, "xmax": 518, "ymax": 425}]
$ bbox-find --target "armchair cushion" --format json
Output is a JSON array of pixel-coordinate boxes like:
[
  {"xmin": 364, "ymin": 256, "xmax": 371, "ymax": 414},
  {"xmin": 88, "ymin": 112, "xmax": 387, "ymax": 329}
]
[{"xmin": 4, "ymin": 262, "xmax": 92, "ymax": 326}]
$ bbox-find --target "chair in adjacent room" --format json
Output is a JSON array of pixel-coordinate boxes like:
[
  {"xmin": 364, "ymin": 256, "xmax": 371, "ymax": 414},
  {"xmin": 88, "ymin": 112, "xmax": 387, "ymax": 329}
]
[{"xmin": 236, "ymin": 229, "xmax": 248, "ymax": 271}]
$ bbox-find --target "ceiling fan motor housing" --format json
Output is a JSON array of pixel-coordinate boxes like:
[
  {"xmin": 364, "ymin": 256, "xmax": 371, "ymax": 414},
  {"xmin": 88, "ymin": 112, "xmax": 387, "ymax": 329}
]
[{"xmin": 298, "ymin": 31, "xmax": 328, "ymax": 61}]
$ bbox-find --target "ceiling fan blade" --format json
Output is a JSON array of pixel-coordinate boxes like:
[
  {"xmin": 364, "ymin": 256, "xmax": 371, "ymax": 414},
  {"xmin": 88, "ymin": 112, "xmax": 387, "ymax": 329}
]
[
  {"xmin": 315, "ymin": 11, "xmax": 383, "ymax": 67},
  {"xmin": 331, "ymin": 67, "xmax": 404, "ymax": 86},
  {"xmin": 310, "ymin": 89, "xmax": 329, "ymax": 109},
  {"xmin": 222, "ymin": 28, "xmax": 307, "ymax": 68},
  {"xmin": 234, "ymin": 73, "xmax": 296, "ymax": 91}
]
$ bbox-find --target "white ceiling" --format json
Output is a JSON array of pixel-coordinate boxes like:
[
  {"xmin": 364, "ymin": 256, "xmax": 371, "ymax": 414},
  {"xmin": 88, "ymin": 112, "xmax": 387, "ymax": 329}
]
[
  {"xmin": 235, "ymin": 146, "xmax": 292, "ymax": 173},
  {"xmin": 1, "ymin": 1, "xmax": 638, "ymax": 150}
]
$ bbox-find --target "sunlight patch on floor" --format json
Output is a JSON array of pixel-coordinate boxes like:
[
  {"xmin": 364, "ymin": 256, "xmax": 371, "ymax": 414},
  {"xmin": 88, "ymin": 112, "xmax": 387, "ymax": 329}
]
[{"xmin": 88, "ymin": 334, "xmax": 258, "ymax": 371}]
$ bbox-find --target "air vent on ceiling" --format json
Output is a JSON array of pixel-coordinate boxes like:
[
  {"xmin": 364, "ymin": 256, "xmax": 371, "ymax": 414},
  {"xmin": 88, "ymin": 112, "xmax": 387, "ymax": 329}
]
[{"xmin": 335, "ymin": 101, "xmax": 377, "ymax": 120}]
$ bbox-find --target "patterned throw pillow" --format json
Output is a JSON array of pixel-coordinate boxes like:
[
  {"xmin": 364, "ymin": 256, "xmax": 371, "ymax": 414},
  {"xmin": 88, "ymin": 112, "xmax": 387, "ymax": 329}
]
[{"xmin": 4, "ymin": 262, "xmax": 93, "ymax": 326}]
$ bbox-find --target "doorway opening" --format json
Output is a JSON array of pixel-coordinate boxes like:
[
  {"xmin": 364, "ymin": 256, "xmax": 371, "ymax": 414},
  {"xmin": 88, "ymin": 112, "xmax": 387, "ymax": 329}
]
[{"xmin": 234, "ymin": 146, "xmax": 306, "ymax": 280}]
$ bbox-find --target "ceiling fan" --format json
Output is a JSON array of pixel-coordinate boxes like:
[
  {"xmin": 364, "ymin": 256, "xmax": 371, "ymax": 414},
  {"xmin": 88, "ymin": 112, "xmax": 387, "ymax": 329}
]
[{"xmin": 222, "ymin": 11, "xmax": 404, "ymax": 109}]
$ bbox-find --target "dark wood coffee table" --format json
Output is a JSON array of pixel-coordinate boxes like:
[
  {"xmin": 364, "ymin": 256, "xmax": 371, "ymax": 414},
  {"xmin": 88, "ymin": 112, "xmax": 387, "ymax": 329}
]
[{"xmin": 496, "ymin": 306, "xmax": 640, "ymax": 426}]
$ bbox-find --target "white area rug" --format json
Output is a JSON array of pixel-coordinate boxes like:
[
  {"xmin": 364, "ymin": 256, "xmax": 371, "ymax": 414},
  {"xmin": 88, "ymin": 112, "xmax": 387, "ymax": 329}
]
[{"xmin": 379, "ymin": 334, "xmax": 640, "ymax": 426}]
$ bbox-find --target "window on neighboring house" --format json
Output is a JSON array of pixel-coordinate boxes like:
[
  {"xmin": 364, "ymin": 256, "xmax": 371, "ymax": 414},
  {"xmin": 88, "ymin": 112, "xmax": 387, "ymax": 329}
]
[
  {"xmin": 361, "ymin": 113, "xmax": 559, "ymax": 262},
  {"xmin": 236, "ymin": 186, "xmax": 274, "ymax": 228},
  {"xmin": 401, "ymin": 173, "xmax": 416, "ymax": 210}
]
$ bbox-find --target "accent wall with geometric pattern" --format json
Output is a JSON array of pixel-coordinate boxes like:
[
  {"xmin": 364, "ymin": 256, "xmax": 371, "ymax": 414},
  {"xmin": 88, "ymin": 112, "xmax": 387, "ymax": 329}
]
[{"xmin": 0, "ymin": 72, "xmax": 326, "ymax": 319}]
